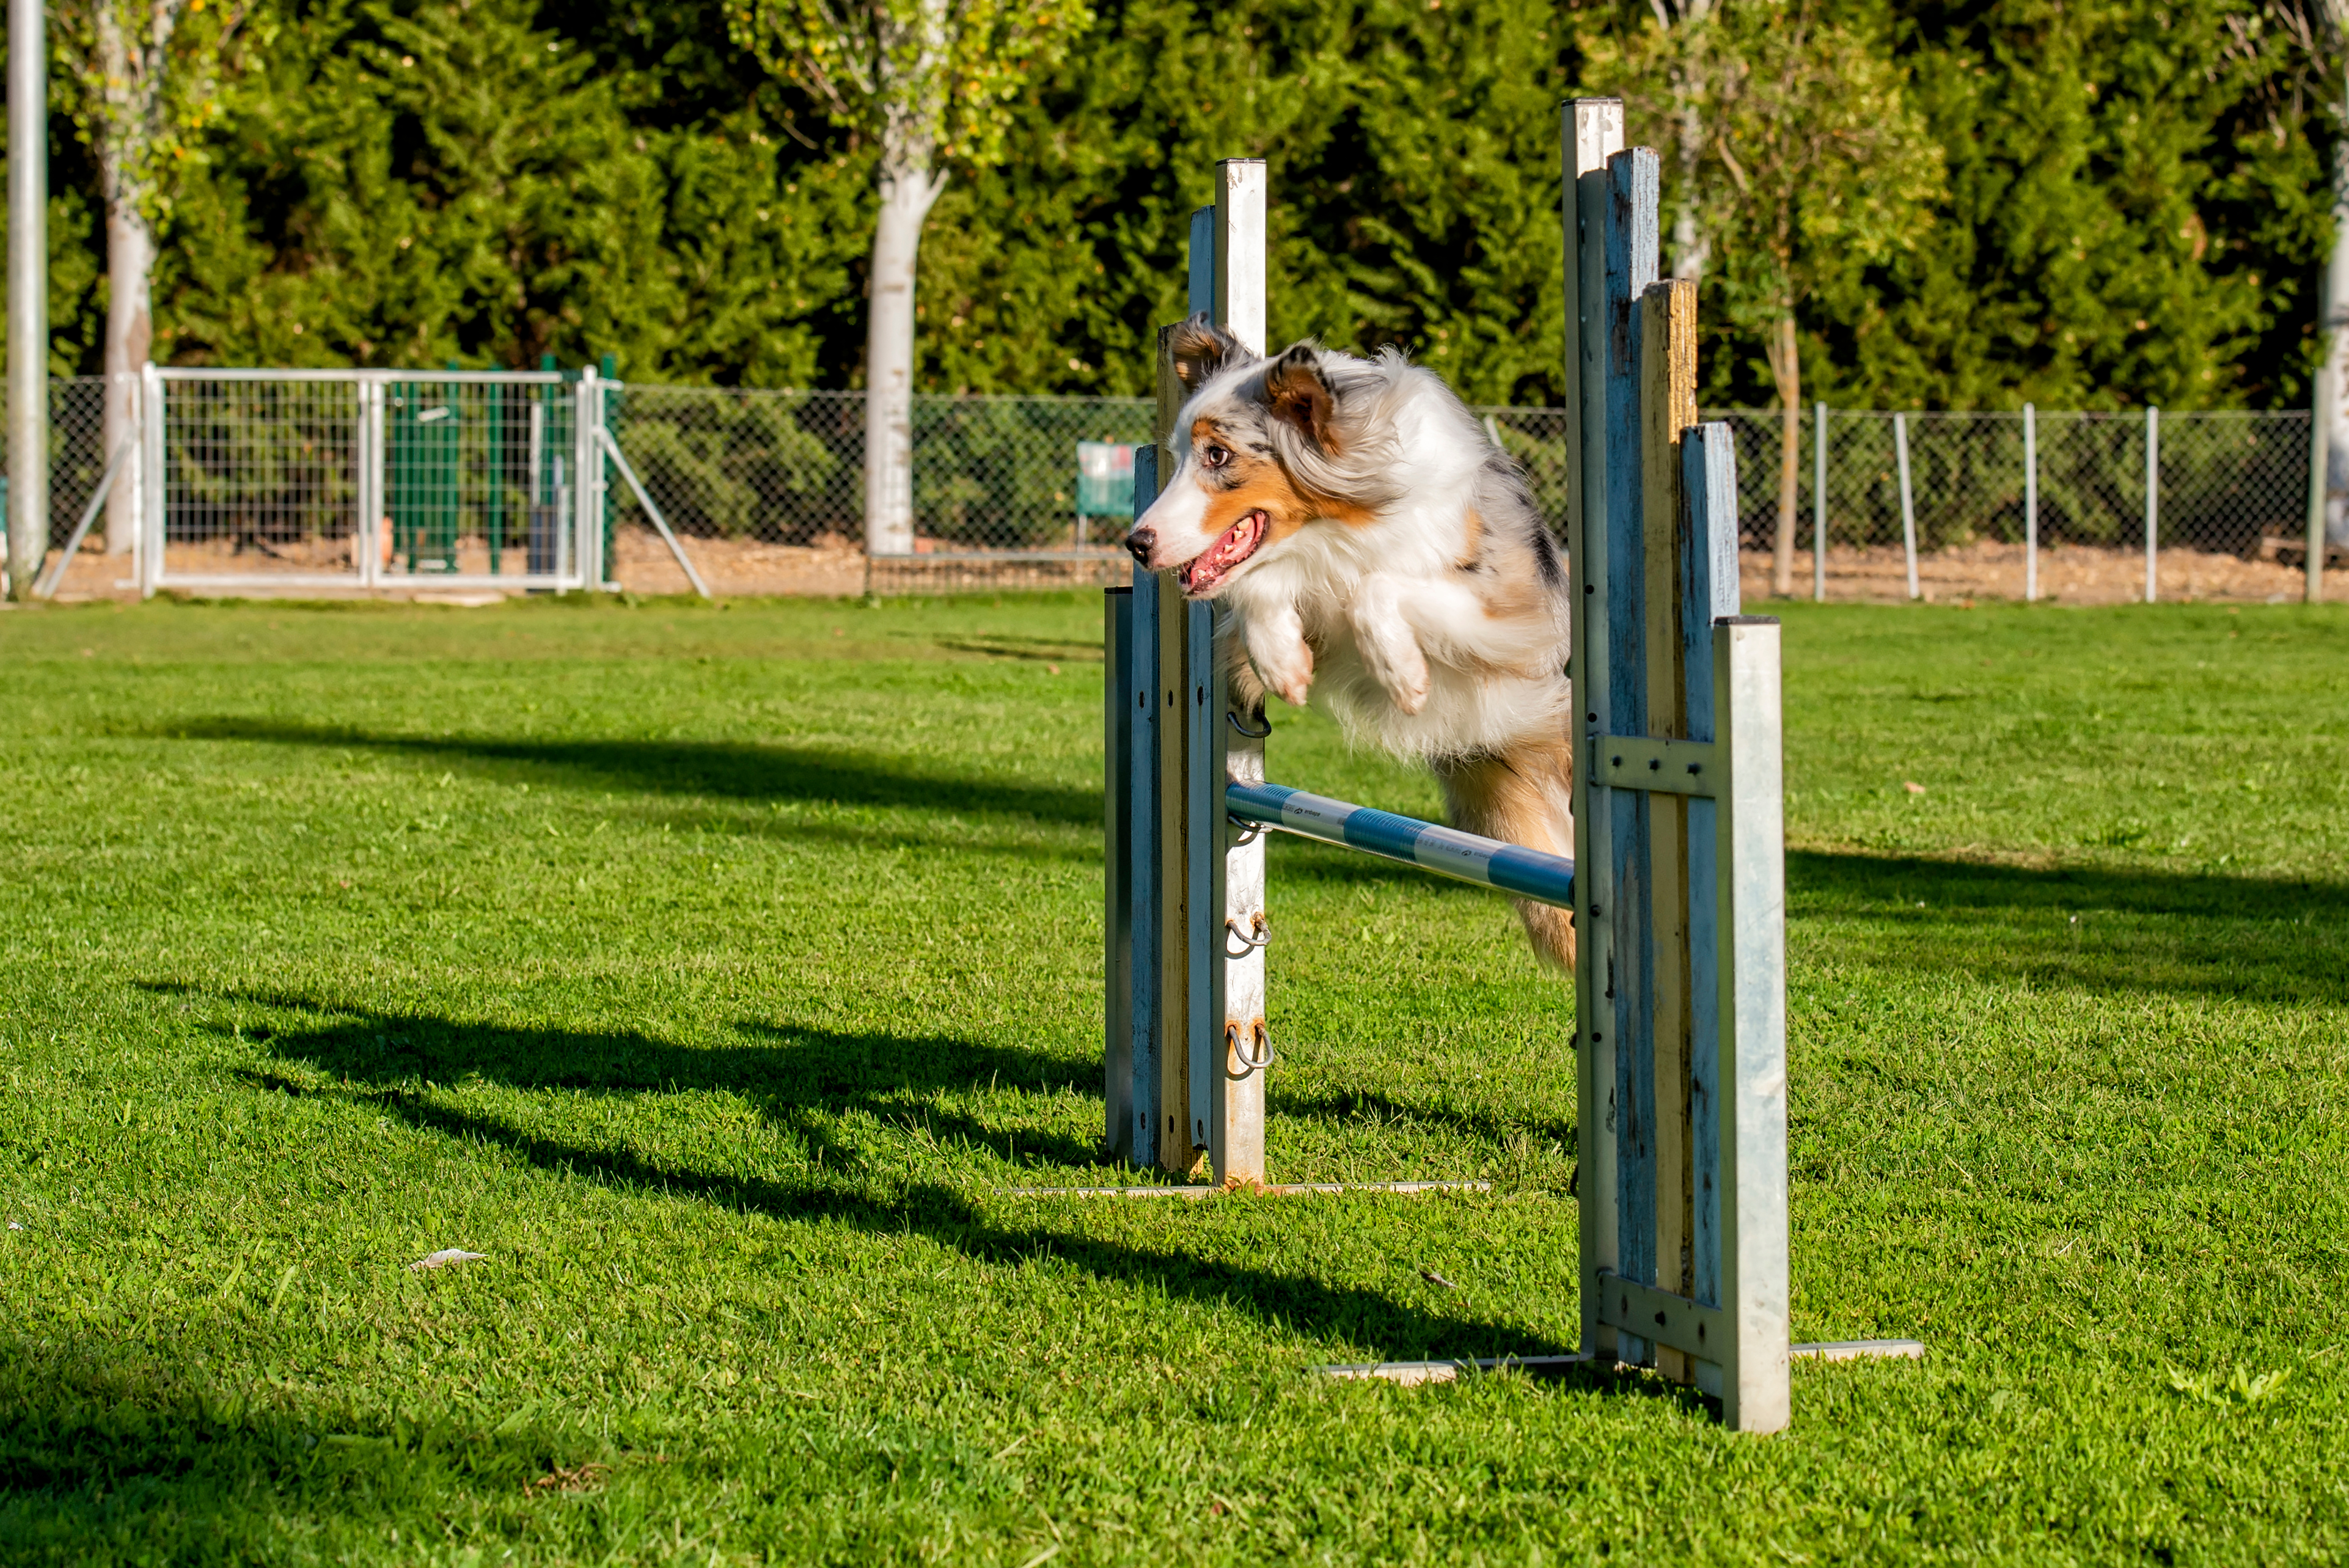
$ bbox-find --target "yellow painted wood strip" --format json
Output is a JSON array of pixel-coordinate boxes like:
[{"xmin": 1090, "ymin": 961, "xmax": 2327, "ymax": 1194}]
[{"xmin": 1639, "ymin": 279, "xmax": 1698, "ymax": 1384}]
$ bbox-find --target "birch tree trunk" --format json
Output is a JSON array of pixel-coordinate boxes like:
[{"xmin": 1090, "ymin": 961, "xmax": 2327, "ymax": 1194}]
[
  {"xmin": 102, "ymin": 196, "xmax": 152, "ymax": 554},
  {"xmin": 2323, "ymin": 102, "xmax": 2349, "ymax": 550},
  {"xmin": 863, "ymin": 163, "xmax": 944, "ymax": 557},
  {"xmin": 1768, "ymin": 313, "xmax": 1800, "ymax": 595},
  {"xmin": 88, "ymin": 0, "xmax": 180, "ymax": 554}
]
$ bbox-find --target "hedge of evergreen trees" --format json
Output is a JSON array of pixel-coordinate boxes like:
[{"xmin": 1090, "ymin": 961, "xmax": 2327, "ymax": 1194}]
[{"xmin": 20, "ymin": 0, "xmax": 2337, "ymax": 410}]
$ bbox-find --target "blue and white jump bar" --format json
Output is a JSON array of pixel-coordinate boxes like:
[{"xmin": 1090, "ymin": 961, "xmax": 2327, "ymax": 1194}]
[{"xmin": 1224, "ymin": 781, "xmax": 1576, "ymax": 911}]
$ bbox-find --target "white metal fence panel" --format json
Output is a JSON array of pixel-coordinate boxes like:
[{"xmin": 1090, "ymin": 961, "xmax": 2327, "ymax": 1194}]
[{"xmin": 139, "ymin": 368, "xmax": 598, "ymax": 595}]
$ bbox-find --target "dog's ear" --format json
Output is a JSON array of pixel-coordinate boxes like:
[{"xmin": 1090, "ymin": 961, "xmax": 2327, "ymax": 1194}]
[
  {"xmin": 1264, "ymin": 343, "xmax": 1337, "ymax": 451},
  {"xmin": 1170, "ymin": 313, "xmax": 1246, "ymax": 393}
]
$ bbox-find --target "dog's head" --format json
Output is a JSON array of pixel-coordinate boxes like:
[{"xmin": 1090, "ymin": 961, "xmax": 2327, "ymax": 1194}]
[{"xmin": 1125, "ymin": 316, "xmax": 1394, "ymax": 597}]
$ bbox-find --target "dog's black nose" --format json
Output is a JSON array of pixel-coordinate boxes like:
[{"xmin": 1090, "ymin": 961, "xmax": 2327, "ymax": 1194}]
[{"xmin": 1124, "ymin": 527, "xmax": 1155, "ymax": 566}]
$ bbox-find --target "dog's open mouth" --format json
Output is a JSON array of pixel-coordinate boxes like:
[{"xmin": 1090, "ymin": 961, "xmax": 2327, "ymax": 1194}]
[{"xmin": 1178, "ymin": 511, "xmax": 1268, "ymax": 597}]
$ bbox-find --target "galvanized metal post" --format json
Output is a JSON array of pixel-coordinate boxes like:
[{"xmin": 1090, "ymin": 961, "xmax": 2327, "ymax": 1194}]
[
  {"xmin": 1713, "ymin": 614, "xmax": 1790, "ymax": 1434},
  {"xmin": 6, "ymin": 0, "xmax": 47, "ymax": 601},
  {"xmin": 1565, "ymin": 97, "xmax": 1624, "ymax": 1365},
  {"xmin": 2023, "ymin": 403, "xmax": 2038, "ymax": 603},
  {"xmin": 1894, "ymin": 413, "xmax": 1919, "ymax": 601},
  {"xmin": 2143, "ymin": 405, "xmax": 2159, "ymax": 604},
  {"xmin": 1811, "ymin": 402, "xmax": 1826, "ymax": 603}
]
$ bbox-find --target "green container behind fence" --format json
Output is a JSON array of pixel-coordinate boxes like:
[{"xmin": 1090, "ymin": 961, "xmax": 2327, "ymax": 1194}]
[{"xmin": 1076, "ymin": 442, "xmax": 1136, "ymax": 546}]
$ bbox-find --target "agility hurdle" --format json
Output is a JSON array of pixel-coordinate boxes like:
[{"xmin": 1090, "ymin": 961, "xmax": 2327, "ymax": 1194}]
[{"xmin": 1103, "ymin": 117, "xmax": 1913, "ymax": 1434}]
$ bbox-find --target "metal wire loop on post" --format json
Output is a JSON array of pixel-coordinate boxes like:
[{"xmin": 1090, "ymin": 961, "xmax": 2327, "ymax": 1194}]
[
  {"xmin": 1226, "ymin": 1020, "xmax": 1274, "ymax": 1072},
  {"xmin": 1226, "ymin": 813, "xmax": 1263, "ymax": 846},
  {"xmin": 1227, "ymin": 708, "xmax": 1272, "ymax": 739},
  {"xmin": 1223, "ymin": 914, "xmax": 1270, "ymax": 956}
]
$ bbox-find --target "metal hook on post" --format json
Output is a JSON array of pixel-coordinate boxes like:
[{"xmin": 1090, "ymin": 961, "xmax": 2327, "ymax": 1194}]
[
  {"xmin": 1227, "ymin": 708, "xmax": 1272, "ymax": 739},
  {"xmin": 1223, "ymin": 912, "xmax": 1269, "ymax": 956},
  {"xmin": 1226, "ymin": 1019, "xmax": 1273, "ymax": 1073}
]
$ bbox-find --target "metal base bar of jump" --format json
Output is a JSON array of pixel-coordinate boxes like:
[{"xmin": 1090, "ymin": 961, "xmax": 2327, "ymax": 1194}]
[{"xmin": 1101, "ymin": 123, "xmax": 1902, "ymax": 1433}]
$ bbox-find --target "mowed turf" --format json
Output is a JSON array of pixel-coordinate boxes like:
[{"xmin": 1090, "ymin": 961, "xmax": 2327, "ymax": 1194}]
[{"xmin": 0, "ymin": 592, "xmax": 2343, "ymax": 1564}]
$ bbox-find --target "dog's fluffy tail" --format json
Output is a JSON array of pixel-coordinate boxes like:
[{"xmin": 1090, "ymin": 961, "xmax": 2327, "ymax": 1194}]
[{"xmin": 1432, "ymin": 736, "xmax": 1576, "ymax": 971}]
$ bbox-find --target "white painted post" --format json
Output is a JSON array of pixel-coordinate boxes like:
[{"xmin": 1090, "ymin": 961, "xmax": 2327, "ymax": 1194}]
[
  {"xmin": 2023, "ymin": 403, "xmax": 2038, "ymax": 603},
  {"xmin": 1209, "ymin": 160, "xmax": 1269, "ymax": 1190},
  {"xmin": 139, "ymin": 362, "xmax": 164, "ymax": 597},
  {"xmin": 2308, "ymin": 355, "xmax": 2330, "ymax": 604},
  {"xmin": 1811, "ymin": 402, "xmax": 1826, "ymax": 602},
  {"xmin": 1895, "ymin": 413, "xmax": 1919, "ymax": 601},
  {"xmin": 2143, "ymin": 405, "xmax": 2159, "ymax": 604}
]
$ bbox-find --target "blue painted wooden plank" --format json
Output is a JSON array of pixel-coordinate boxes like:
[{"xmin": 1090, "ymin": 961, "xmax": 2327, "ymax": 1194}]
[
  {"xmin": 1188, "ymin": 208, "xmax": 1215, "ymax": 316},
  {"xmin": 1185, "ymin": 594, "xmax": 1218, "ymax": 1151},
  {"xmin": 1105, "ymin": 586, "xmax": 1135, "ymax": 1157},
  {"xmin": 1681, "ymin": 423, "xmax": 1741, "ymax": 1310},
  {"xmin": 1605, "ymin": 149, "xmax": 1661, "ymax": 1333},
  {"xmin": 1128, "ymin": 444, "xmax": 1163, "ymax": 1162}
]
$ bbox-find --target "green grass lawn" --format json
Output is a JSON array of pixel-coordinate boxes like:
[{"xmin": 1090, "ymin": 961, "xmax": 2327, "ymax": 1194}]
[{"xmin": 0, "ymin": 591, "xmax": 2344, "ymax": 1564}]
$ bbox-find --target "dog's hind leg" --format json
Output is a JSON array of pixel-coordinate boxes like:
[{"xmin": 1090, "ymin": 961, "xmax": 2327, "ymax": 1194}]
[{"xmin": 1433, "ymin": 735, "xmax": 1576, "ymax": 970}]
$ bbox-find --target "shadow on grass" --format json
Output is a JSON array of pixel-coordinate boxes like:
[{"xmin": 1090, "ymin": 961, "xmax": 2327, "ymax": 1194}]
[
  {"xmin": 158, "ymin": 717, "xmax": 1098, "ymax": 826},
  {"xmin": 154, "ymin": 985, "xmax": 1594, "ymax": 1375},
  {"xmin": 1789, "ymin": 851, "xmax": 2349, "ymax": 1006},
  {"xmin": 0, "ymin": 1336, "xmax": 611, "ymax": 1551}
]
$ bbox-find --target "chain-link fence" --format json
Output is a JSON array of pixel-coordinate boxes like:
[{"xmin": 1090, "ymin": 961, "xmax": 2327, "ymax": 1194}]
[
  {"xmin": 0, "ymin": 376, "xmax": 113, "ymax": 550},
  {"xmin": 5, "ymin": 376, "xmax": 2323, "ymax": 600},
  {"xmin": 1702, "ymin": 408, "xmax": 2309, "ymax": 558}
]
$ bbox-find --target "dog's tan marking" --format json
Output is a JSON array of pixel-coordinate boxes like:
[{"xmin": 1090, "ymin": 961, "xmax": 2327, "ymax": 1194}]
[
  {"xmin": 1433, "ymin": 736, "xmax": 1576, "ymax": 969},
  {"xmin": 1455, "ymin": 507, "xmax": 1484, "ymax": 571}
]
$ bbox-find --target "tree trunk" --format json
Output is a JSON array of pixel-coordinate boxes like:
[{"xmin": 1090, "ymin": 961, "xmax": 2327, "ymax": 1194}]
[
  {"xmin": 1768, "ymin": 313, "xmax": 1800, "ymax": 596},
  {"xmin": 2324, "ymin": 112, "xmax": 2349, "ymax": 551},
  {"xmin": 103, "ymin": 196, "xmax": 154, "ymax": 554},
  {"xmin": 1665, "ymin": 7, "xmax": 1712, "ymax": 282},
  {"xmin": 863, "ymin": 166, "xmax": 945, "ymax": 557}
]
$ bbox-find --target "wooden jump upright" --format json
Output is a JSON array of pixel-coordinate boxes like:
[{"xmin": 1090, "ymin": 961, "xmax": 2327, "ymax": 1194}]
[
  {"xmin": 1105, "ymin": 159, "xmax": 1270, "ymax": 1187},
  {"xmin": 1097, "ymin": 125, "xmax": 1911, "ymax": 1431},
  {"xmin": 1564, "ymin": 99, "xmax": 1790, "ymax": 1431}
]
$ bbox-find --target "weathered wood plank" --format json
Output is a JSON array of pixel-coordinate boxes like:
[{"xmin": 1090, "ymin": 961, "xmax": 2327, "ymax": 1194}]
[
  {"xmin": 1105, "ymin": 583, "xmax": 1135, "ymax": 1158},
  {"xmin": 1680, "ymin": 423, "xmax": 1739, "ymax": 1320},
  {"xmin": 1127, "ymin": 436, "xmax": 1163, "ymax": 1164},
  {"xmin": 1564, "ymin": 98, "xmax": 1624, "ymax": 1362},
  {"xmin": 1603, "ymin": 145, "xmax": 1660, "ymax": 1366},
  {"xmin": 1639, "ymin": 278, "xmax": 1697, "ymax": 1385}
]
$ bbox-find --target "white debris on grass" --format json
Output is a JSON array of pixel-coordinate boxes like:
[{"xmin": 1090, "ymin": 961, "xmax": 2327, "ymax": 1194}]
[{"xmin": 409, "ymin": 1249, "xmax": 488, "ymax": 1272}]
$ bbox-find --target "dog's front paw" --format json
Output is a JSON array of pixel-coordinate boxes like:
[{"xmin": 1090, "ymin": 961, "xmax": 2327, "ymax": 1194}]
[
  {"xmin": 1261, "ymin": 657, "xmax": 1314, "ymax": 708},
  {"xmin": 1389, "ymin": 668, "xmax": 1431, "ymax": 716}
]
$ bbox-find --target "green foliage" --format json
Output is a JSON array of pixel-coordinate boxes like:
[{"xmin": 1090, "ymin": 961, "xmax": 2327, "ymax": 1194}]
[
  {"xmin": 723, "ymin": 0, "xmax": 1095, "ymax": 173},
  {"xmin": 24, "ymin": 0, "xmax": 2343, "ymax": 408}
]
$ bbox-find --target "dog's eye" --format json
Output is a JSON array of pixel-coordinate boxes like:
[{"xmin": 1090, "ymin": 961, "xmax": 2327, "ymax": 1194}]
[{"xmin": 1202, "ymin": 444, "xmax": 1231, "ymax": 469}]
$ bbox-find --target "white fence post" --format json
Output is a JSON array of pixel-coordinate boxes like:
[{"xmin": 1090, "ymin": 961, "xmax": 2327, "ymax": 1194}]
[
  {"xmin": 1811, "ymin": 402, "xmax": 1826, "ymax": 602},
  {"xmin": 2144, "ymin": 405, "xmax": 2159, "ymax": 604},
  {"xmin": 2023, "ymin": 403, "xmax": 2038, "ymax": 603},
  {"xmin": 139, "ymin": 363, "xmax": 164, "ymax": 598},
  {"xmin": 1895, "ymin": 412, "xmax": 1919, "ymax": 600}
]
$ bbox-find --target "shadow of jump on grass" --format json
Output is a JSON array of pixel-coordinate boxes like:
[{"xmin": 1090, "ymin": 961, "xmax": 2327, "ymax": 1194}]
[
  {"xmin": 159, "ymin": 986, "xmax": 1106, "ymax": 1172},
  {"xmin": 157, "ymin": 717, "xmax": 1099, "ymax": 827},
  {"xmin": 177, "ymin": 986, "xmax": 1589, "ymax": 1370}
]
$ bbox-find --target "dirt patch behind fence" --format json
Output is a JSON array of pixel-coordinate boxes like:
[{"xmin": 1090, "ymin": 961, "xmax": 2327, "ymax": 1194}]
[{"xmin": 25, "ymin": 530, "xmax": 2324, "ymax": 606}]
